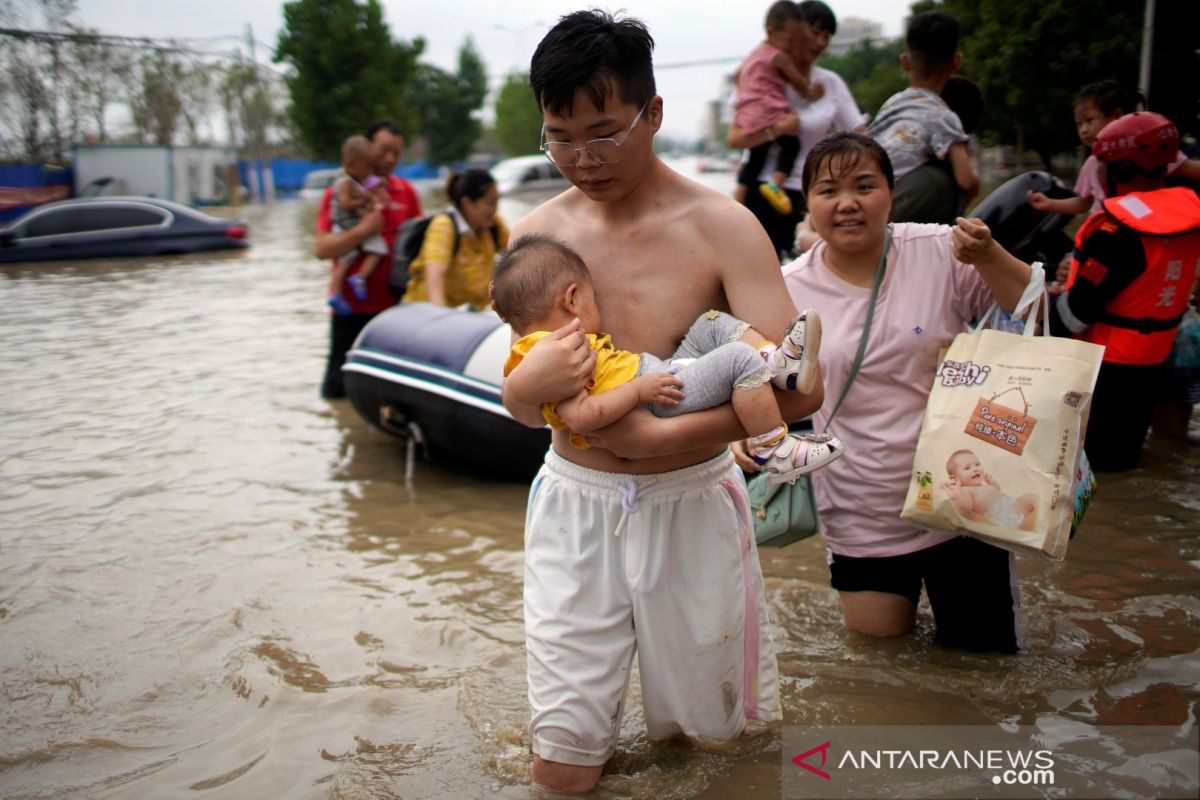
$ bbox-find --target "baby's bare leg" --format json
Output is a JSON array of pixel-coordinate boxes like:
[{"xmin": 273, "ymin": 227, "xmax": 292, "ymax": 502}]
[
  {"xmin": 357, "ymin": 252, "xmax": 382, "ymax": 279},
  {"xmin": 329, "ymin": 260, "xmax": 350, "ymax": 294},
  {"xmin": 731, "ymin": 382, "xmax": 786, "ymax": 438}
]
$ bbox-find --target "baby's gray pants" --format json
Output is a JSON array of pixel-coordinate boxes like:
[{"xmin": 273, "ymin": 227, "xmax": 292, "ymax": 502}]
[{"xmin": 638, "ymin": 311, "xmax": 773, "ymax": 418}]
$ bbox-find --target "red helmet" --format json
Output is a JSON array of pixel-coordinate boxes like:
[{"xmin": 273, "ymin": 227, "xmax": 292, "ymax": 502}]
[{"xmin": 1092, "ymin": 112, "xmax": 1179, "ymax": 169}]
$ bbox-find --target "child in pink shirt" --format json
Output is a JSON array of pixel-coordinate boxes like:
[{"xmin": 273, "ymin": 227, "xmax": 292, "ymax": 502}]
[{"xmin": 734, "ymin": 1, "xmax": 824, "ymax": 215}]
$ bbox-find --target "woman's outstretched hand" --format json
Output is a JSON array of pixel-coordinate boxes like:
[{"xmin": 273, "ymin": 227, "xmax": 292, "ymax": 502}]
[{"xmin": 951, "ymin": 216, "xmax": 995, "ymax": 264}]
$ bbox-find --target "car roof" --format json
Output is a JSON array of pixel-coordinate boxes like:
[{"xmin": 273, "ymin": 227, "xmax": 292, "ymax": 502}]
[
  {"xmin": 4, "ymin": 196, "xmax": 218, "ymax": 227},
  {"xmin": 490, "ymin": 155, "xmax": 550, "ymax": 177}
]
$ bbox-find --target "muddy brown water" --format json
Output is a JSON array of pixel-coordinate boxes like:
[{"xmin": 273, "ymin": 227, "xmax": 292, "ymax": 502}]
[{"xmin": 2, "ymin": 161, "xmax": 1197, "ymax": 799}]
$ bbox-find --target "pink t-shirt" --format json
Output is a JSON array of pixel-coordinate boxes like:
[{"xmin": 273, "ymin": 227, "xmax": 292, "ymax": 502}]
[
  {"xmin": 735, "ymin": 42, "xmax": 792, "ymax": 133},
  {"xmin": 781, "ymin": 223, "xmax": 995, "ymax": 558},
  {"xmin": 1074, "ymin": 156, "xmax": 1106, "ymax": 215},
  {"xmin": 1075, "ymin": 152, "xmax": 1189, "ymax": 216}
]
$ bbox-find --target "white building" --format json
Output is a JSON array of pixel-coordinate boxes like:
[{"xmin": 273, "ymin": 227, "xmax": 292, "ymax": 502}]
[
  {"xmin": 72, "ymin": 145, "xmax": 240, "ymax": 205},
  {"xmin": 827, "ymin": 16, "xmax": 888, "ymax": 56}
]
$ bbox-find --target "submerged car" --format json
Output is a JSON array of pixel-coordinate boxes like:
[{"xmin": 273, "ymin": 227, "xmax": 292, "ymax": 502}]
[
  {"xmin": 0, "ymin": 197, "xmax": 249, "ymax": 263},
  {"xmin": 298, "ymin": 168, "xmax": 341, "ymax": 201},
  {"xmin": 491, "ymin": 155, "xmax": 570, "ymax": 196}
]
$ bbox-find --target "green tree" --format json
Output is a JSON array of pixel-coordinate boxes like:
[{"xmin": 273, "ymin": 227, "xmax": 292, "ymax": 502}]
[
  {"xmin": 821, "ymin": 37, "xmax": 906, "ymax": 118},
  {"xmin": 492, "ymin": 72, "xmax": 543, "ymax": 157},
  {"xmin": 407, "ymin": 37, "xmax": 489, "ymax": 165},
  {"xmin": 274, "ymin": 0, "xmax": 423, "ymax": 161},
  {"xmin": 933, "ymin": 0, "xmax": 1141, "ymax": 163}
]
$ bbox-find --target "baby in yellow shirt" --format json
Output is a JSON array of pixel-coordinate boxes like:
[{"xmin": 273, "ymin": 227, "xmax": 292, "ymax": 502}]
[{"xmin": 492, "ymin": 234, "xmax": 843, "ymax": 483}]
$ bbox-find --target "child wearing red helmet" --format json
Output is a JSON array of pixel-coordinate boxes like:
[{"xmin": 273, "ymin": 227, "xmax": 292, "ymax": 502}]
[{"xmin": 1048, "ymin": 111, "xmax": 1200, "ymax": 470}]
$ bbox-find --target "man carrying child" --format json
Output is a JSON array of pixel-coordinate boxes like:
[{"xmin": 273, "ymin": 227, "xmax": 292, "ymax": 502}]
[{"xmin": 501, "ymin": 9, "xmax": 822, "ymax": 794}]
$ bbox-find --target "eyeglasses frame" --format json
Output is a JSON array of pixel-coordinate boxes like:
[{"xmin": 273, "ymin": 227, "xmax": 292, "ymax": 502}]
[{"xmin": 539, "ymin": 101, "xmax": 651, "ymax": 167}]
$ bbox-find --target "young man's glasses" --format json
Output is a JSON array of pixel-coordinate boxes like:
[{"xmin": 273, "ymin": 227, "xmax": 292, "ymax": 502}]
[{"xmin": 539, "ymin": 102, "xmax": 649, "ymax": 167}]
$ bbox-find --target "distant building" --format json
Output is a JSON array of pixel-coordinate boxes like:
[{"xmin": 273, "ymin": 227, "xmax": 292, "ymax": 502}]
[
  {"xmin": 826, "ymin": 16, "xmax": 888, "ymax": 56},
  {"xmin": 72, "ymin": 145, "xmax": 240, "ymax": 205}
]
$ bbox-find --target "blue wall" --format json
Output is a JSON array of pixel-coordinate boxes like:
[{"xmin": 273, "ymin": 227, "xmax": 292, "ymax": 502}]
[
  {"xmin": 241, "ymin": 158, "xmax": 441, "ymax": 193},
  {"xmin": 0, "ymin": 164, "xmax": 74, "ymax": 222}
]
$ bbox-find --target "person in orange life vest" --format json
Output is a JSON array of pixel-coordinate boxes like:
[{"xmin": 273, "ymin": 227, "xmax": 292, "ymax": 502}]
[{"xmin": 1048, "ymin": 112, "xmax": 1200, "ymax": 471}]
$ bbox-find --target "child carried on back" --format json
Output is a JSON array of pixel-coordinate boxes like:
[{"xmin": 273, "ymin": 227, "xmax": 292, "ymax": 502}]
[
  {"xmin": 734, "ymin": 1, "xmax": 824, "ymax": 216},
  {"xmin": 490, "ymin": 235, "xmax": 844, "ymax": 483},
  {"xmin": 327, "ymin": 135, "xmax": 389, "ymax": 315}
]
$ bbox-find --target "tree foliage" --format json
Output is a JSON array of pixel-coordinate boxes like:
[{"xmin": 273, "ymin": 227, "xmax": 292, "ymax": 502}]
[
  {"xmin": 819, "ymin": 38, "xmax": 906, "ymax": 119},
  {"xmin": 274, "ymin": 0, "xmax": 423, "ymax": 161},
  {"xmin": 492, "ymin": 72, "xmax": 543, "ymax": 157},
  {"xmin": 406, "ymin": 37, "xmax": 489, "ymax": 165},
  {"xmin": 930, "ymin": 0, "xmax": 1142, "ymax": 162}
]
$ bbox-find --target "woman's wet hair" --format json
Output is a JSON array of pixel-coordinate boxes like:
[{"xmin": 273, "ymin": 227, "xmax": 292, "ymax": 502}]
[
  {"xmin": 802, "ymin": 132, "xmax": 895, "ymax": 194},
  {"xmin": 530, "ymin": 9, "xmax": 656, "ymax": 116},
  {"xmin": 1075, "ymin": 80, "xmax": 1142, "ymax": 118},
  {"xmin": 446, "ymin": 168, "xmax": 496, "ymax": 209},
  {"xmin": 491, "ymin": 234, "xmax": 591, "ymax": 332}
]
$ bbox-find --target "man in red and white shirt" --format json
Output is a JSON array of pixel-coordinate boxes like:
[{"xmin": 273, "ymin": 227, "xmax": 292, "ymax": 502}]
[{"xmin": 315, "ymin": 120, "xmax": 423, "ymax": 399}]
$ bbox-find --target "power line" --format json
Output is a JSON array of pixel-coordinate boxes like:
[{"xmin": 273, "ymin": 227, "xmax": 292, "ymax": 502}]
[{"xmin": 0, "ymin": 26, "xmax": 290, "ymax": 78}]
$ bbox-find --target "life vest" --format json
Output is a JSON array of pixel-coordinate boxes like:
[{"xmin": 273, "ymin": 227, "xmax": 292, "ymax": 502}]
[{"xmin": 1066, "ymin": 187, "xmax": 1200, "ymax": 365}]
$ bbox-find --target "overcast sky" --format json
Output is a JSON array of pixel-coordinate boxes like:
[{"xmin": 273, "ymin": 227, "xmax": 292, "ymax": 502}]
[{"xmin": 70, "ymin": 0, "xmax": 909, "ymax": 142}]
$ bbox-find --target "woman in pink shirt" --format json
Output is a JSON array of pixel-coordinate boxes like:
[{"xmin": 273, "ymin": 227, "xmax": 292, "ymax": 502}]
[{"xmin": 741, "ymin": 132, "xmax": 1032, "ymax": 652}]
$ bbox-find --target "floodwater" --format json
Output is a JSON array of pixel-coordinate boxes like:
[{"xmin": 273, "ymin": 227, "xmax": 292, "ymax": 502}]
[{"xmin": 1, "ymin": 159, "xmax": 1198, "ymax": 799}]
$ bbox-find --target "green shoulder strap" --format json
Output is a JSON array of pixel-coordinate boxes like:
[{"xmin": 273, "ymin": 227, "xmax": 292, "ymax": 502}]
[{"xmin": 824, "ymin": 226, "xmax": 891, "ymax": 428}]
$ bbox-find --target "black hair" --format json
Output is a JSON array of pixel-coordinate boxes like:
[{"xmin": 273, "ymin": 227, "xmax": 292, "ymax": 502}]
[
  {"xmin": 905, "ymin": 11, "xmax": 959, "ymax": 77},
  {"xmin": 797, "ymin": 0, "xmax": 837, "ymax": 35},
  {"xmin": 765, "ymin": 1, "xmax": 799, "ymax": 32},
  {"xmin": 1075, "ymin": 80, "xmax": 1142, "ymax": 118},
  {"xmin": 365, "ymin": 120, "xmax": 405, "ymax": 141},
  {"xmin": 491, "ymin": 234, "xmax": 591, "ymax": 333},
  {"xmin": 446, "ymin": 168, "xmax": 496, "ymax": 209},
  {"xmin": 942, "ymin": 75, "xmax": 984, "ymax": 135},
  {"xmin": 802, "ymin": 131, "xmax": 895, "ymax": 194},
  {"xmin": 529, "ymin": 9, "xmax": 656, "ymax": 116}
]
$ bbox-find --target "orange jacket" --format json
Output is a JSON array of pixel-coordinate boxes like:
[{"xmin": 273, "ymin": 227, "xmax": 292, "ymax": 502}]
[{"xmin": 1066, "ymin": 187, "xmax": 1200, "ymax": 365}]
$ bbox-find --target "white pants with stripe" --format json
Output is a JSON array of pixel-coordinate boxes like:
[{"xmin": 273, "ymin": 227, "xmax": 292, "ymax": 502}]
[{"xmin": 523, "ymin": 448, "xmax": 780, "ymax": 766}]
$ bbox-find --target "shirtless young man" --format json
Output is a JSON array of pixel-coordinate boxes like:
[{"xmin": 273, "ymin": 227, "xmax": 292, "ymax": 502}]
[{"xmin": 501, "ymin": 10, "xmax": 823, "ymax": 793}]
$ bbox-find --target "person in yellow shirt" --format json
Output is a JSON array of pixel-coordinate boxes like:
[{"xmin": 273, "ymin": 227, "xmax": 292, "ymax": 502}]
[
  {"xmin": 492, "ymin": 234, "xmax": 842, "ymax": 483},
  {"xmin": 403, "ymin": 168, "xmax": 509, "ymax": 308}
]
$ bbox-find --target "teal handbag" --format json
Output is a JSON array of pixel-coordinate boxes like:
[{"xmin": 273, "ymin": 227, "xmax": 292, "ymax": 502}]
[
  {"xmin": 748, "ymin": 471, "xmax": 818, "ymax": 547},
  {"xmin": 750, "ymin": 228, "xmax": 889, "ymax": 548}
]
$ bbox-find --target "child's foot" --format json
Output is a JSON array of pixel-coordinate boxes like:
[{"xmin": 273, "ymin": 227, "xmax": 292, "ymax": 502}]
[
  {"xmin": 327, "ymin": 293, "xmax": 354, "ymax": 316},
  {"xmin": 771, "ymin": 310, "xmax": 822, "ymax": 393},
  {"xmin": 756, "ymin": 433, "xmax": 845, "ymax": 484},
  {"xmin": 759, "ymin": 181, "xmax": 793, "ymax": 215},
  {"xmin": 348, "ymin": 274, "xmax": 369, "ymax": 301}
]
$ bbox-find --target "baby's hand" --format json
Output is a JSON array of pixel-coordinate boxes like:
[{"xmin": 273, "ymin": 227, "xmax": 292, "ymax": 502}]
[
  {"xmin": 636, "ymin": 373, "xmax": 684, "ymax": 406},
  {"xmin": 941, "ymin": 477, "xmax": 961, "ymax": 497},
  {"xmin": 806, "ymin": 82, "xmax": 825, "ymax": 102},
  {"xmin": 985, "ymin": 472, "xmax": 1000, "ymax": 489},
  {"xmin": 1026, "ymin": 190, "xmax": 1052, "ymax": 211}
]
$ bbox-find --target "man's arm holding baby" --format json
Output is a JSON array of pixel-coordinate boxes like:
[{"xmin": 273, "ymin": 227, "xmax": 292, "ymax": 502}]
[
  {"xmin": 586, "ymin": 206, "xmax": 824, "ymax": 458},
  {"xmin": 501, "ymin": 320, "xmax": 597, "ymax": 428},
  {"xmin": 336, "ymin": 179, "xmax": 370, "ymax": 212},
  {"xmin": 555, "ymin": 374, "xmax": 683, "ymax": 434}
]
